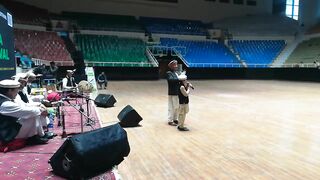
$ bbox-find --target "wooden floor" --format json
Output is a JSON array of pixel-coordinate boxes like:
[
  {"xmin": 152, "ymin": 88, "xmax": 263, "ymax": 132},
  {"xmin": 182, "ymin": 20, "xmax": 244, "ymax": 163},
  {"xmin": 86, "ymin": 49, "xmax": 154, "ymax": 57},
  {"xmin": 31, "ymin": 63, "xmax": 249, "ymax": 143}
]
[{"xmin": 95, "ymin": 80, "xmax": 320, "ymax": 180}]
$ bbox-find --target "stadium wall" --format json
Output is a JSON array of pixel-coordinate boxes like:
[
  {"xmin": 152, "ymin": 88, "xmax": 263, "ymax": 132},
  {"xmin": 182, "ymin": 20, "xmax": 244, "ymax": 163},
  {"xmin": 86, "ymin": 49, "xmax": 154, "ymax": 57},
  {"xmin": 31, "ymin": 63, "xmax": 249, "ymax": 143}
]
[
  {"xmin": 14, "ymin": 24, "xmax": 46, "ymax": 31},
  {"xmin": 14, "ymin": 0, "xmax": 272, "ymax": 22},
  {"xmin": 57, "ymin": 66, "xmax": 320, "ymax": 82},
  {"xmin": 57, "ymin": 66, "xmax": 159, "ymax": 81},
  {"xmin": 187, "ymin": 68, "xmax": 320, "ymax": 82},
  {"xmin": 78, "ymin": 30, "xmax": 146, "ymax": 39},
  {"xmin": 300, "ymin": 0, "xmax": 320, "ymax": 27}
]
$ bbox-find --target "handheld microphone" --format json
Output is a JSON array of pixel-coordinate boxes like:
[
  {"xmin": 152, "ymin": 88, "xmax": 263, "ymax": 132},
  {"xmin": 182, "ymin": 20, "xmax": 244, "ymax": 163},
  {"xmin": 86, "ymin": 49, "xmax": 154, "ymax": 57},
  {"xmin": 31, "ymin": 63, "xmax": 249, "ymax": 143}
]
[{"xmin": 188, "ymin": 82, "xmax": 194, "ymax": 90}]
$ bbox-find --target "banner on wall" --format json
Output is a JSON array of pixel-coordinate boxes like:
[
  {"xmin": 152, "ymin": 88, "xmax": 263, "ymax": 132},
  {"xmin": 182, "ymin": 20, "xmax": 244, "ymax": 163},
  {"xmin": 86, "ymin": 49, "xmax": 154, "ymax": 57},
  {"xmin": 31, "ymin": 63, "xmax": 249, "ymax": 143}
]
[
  {"xmin": 85, "ymin": 67, "xmax": 97, "ymax": 92},
  {"xmin": 0, "ymin": 4, "xmax": 15, "ymax": 80}
]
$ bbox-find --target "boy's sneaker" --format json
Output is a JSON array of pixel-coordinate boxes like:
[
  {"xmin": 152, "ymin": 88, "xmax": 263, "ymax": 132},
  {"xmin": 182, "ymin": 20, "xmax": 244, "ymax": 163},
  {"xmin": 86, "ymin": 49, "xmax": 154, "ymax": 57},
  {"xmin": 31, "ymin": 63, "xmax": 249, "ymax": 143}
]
[
  {"xmin": 168, "ymin": 121, "xmax": 177, "ymax": 126},
  {"xmin": 177, "ymin": 126, "xmax": 189, "ymax": 131}
]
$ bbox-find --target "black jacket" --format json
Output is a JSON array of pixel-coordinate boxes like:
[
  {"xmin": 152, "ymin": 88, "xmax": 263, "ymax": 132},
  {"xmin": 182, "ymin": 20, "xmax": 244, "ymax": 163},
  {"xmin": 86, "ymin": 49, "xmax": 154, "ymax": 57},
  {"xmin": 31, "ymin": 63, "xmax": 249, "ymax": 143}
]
[
  {"xmin": 178, "ymin": 85, "xmax": 189, "ymax": 104},
  {"xmin": 67, "ymin": 77, "xmax": 76, "ymax": 87},
  {"xmin": 18, "ymin": 91, "xmax": 29, "ymax": 103},
  {"xmin": 166, "ymin": 71, "xmax": 180, "ymax": 95},
  {"xmin": 0, "ymin": 96, "xmax": 22, "ymax": 143}
]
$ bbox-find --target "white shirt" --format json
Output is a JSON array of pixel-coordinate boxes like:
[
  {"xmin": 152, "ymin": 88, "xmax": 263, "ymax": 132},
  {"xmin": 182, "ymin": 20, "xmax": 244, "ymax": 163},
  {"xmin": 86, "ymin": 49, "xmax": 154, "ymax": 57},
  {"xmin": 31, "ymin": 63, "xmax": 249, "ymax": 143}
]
[
  {"xmin": 15, "ymin": 91, "xmax": 41, "ymax": 107},
  {"xmin": 180, "ymin": 86, "xmax": 190, "ymax": 97},
  {"xmin": 0, "ymin": 94, "xmax": 41, "ymax": 120}
]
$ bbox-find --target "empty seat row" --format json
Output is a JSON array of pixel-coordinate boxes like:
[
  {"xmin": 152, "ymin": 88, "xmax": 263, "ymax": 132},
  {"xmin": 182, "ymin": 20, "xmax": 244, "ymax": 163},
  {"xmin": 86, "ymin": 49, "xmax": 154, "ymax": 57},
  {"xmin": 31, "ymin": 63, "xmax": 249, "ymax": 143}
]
[
  {"xmin": 14, "ymin": 29, "xmax": 72, "ymax": 62},
  {"xmin": 160, "ymin": 38, "xmax": 241, "ymax": 67},
  {"xmin": 74, "ymin": 34, "xmax": 150, "ymax": 67},
  {"xmin": 228, "ymin": 40, "xmax": 286, "ymax": 67}
]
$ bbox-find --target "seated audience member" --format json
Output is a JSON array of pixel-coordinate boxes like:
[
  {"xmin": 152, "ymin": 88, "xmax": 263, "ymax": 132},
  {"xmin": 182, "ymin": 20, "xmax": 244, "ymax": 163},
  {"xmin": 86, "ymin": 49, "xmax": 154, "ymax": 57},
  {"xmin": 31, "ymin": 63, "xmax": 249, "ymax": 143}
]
[
  {"xmin": 62, "ymin": 70, "xmax": 77, "ymax": 90},
  {"xmin": 33, "ymin": 64, "xmax": 47, "ymax": 76},
  {"xmin": 13, "ymin": 73, "xmax": 44, "ymax": 104},
  {"xmin": 14, "ymin": 74, "xmax": 50, "ymax": 130},
  {"xmin": 33, "ymin": 64, "xmax": 47, "ymax": 87},
  {"xmin": 48, "ymin": 61, "xmax": 59, "ymax": 79},
  {"xmin": 14, "ymin": 73, "xmax": 30, "ymax": 104},
  {"xmin": 26, "ymin": 71, "xmax": 37, "ymax": 94},
  {"xmin": 0, "ymin": 80, "xmax": 52, "ymax": 145},
  {"xmin": 97, "ymin": 72, "xmax": 108, "ymax": 89}
]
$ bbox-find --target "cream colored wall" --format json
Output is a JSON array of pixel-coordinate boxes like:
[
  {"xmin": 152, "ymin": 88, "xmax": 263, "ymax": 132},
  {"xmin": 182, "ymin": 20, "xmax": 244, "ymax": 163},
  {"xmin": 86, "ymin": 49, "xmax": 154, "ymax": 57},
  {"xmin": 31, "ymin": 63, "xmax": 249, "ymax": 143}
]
[{"xmin": 14, "ymin": 0, "xmax": 272, "ymax": 22}]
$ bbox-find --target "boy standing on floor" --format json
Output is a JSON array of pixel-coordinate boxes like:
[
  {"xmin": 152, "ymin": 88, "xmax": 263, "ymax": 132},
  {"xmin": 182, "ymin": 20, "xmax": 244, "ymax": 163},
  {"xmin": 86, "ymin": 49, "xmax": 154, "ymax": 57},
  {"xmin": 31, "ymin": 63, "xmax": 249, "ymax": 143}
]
[{"xmin": 177, "ymin": 74, "xmax": 192, "ymax": 131}]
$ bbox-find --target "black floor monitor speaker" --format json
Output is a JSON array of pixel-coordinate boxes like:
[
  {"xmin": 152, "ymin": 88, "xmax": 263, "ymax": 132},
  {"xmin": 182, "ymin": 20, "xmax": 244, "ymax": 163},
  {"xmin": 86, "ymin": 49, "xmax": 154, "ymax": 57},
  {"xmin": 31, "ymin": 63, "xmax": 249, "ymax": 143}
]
[
  {"xmin": 49, "ymin": 124, "xmax": 130, "ymax": 179},
  {"xmin": 118, "ymin": 105, "xmax": 143, "ymax": 127},
  {"xmin": 94, "ymin": 94, "xmax": 116, "ymax": 107}
]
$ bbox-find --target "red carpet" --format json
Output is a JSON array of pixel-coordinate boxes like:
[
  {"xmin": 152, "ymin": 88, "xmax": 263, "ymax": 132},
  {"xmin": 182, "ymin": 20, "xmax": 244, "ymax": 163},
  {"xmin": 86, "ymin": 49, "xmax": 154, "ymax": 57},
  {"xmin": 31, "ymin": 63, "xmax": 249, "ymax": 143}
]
[{"xmin": 0, "ymin": 100, "xmax": 116, "ymax": 180}]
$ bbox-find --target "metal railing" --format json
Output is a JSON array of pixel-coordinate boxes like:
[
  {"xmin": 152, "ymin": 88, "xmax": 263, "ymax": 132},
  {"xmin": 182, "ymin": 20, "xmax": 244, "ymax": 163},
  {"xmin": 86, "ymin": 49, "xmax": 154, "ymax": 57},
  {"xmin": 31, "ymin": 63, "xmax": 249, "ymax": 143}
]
[
  {"xmin": 84, "ymin": 61, "xmax": 154, "ymax": 67},
  {"xmin": 32, "ymin": 58, "xmax": 74, "ymax": 66},
  {"xmin": 171, "ymin": 47, "xmax": 189, "ymax": 67},
  {"xmin": 147, "ymin": 45, "xmax": 169, "ymax": 56},
  {"xmin": 146, "ymin": 48, "xmax": 159, "ymax": 67},
  {"xmin": 189, "ymin": 63, "xmax": 243, "ymax": 68},
  {"xmin": 272, "ymin": 63, "xmax": 319, "ymax": 68}
]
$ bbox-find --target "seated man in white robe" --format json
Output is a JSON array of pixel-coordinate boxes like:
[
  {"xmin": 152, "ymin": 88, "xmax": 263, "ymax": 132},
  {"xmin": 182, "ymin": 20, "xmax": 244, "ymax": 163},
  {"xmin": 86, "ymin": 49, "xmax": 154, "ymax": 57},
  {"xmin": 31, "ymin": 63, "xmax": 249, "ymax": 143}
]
[
  {"xmin": 0, "ymin": 80, "xmax": 50, "ymax": 145},
  {"xmin": 13, "ymin": 73, "xmax": 50, "ymax": 129},
  {"xmin": 25, "ymin": 71, "xmax": 45, "ymax": 102}
]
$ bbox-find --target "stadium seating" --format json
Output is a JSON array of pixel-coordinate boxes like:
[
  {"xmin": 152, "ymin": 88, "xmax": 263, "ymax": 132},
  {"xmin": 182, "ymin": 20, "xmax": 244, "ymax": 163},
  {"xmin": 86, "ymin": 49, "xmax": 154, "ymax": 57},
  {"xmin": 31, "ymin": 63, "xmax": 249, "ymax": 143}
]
[
  {"xmin": 228, "ymin": 40, "xmax": 286, "ymax": 67},
  {"xmin": 74, "ymin": 34, "xmax": 151, "ymax": 67},
  {"xmin": 62, "ymin": 12, "xmax": 144, "ymax": 32},
  {"xmin": 285, "ymin": 37, "xmax": 320, "ymax": 65},
  {"xmin": 14, "ymin": 29, "xmax": 73, "ymax": 63},
  {"xmin": 141, "ymin": 17, "xmax": 207, "ymax": 35},
  {"xmin": 160, "ymin": 38, "xmax": 241, "ymax": 67}
]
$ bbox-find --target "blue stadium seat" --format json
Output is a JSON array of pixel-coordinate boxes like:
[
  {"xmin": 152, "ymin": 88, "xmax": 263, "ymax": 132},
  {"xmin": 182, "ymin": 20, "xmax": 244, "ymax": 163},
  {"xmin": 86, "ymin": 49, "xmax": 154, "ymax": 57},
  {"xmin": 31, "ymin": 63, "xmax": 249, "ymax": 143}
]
[
  {"xmin": 160, "ymin": 38, "xmax": 241, "ymax": 67},
  {"xmin": 228, "ymin": 40, "xmax": 285, "ymax": 67}
]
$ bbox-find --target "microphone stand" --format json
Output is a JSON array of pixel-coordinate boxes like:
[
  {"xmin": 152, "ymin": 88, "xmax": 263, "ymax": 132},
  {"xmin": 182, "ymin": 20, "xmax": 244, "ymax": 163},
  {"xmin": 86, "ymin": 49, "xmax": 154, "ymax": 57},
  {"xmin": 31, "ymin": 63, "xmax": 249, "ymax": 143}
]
[
  {"xmin": 61, "ymin": 106, "xmax": 67, "ymax": 138},
  {"xmin": 65, "ymin": 100, "xmax": 95, "ymax": 133},
  {"xmin": 56, "ymin": 101, "xmax": 61, "ymax": 127},
  {"xmin": 54, "ymin": 100, "xmax": 67, "ymax": 138},
  {"xmin": 73, "ymin": 93, "xmax": 96, "ymax": 127}
]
